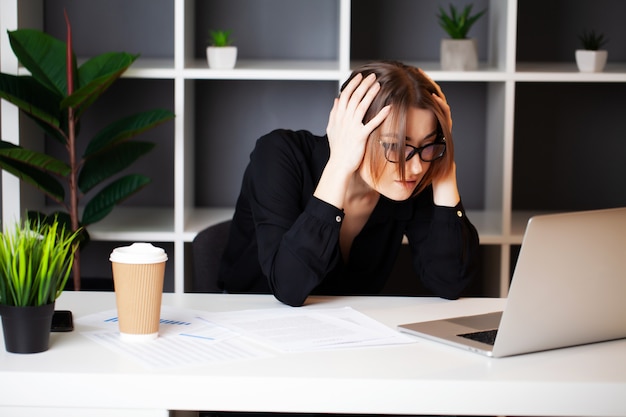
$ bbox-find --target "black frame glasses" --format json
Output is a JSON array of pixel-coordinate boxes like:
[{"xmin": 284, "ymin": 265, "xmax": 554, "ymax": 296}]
[{"xmin": 379, "ymin": 135, "xmax": 446, "ymax": 163}]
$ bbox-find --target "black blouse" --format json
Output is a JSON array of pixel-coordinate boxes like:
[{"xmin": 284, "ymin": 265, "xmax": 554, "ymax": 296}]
[{"xmin": 218, "ymin": 129, "xmax": 480, "ymax": 306}]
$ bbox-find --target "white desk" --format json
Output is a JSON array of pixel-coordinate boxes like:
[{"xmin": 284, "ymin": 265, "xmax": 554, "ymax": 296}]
[{"xmin": 1, "ymin": 292, "xmax": 625, "ymax": 417}]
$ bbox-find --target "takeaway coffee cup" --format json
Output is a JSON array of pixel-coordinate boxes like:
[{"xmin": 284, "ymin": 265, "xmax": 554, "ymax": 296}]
[{"xmin": 109, "ymin": 243, "xmax": 168, "ymax": 342}]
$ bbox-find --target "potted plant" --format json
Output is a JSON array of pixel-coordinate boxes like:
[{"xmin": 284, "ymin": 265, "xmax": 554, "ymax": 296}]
[
  {"xmin": 575, "ymin": 29, "xmax": 609, "ymax": 72},
  {"xmin": 0, "ymin": 13, "xmax": 175, "ymax": 290},
  {"xmin": 206, "ymin": 29, "xmax": 237, "ymax": 69},
  {"xmin": 437, "ymin": 3, "xmax": 486, "ymax": 71},
  {"xmin": 0, "ymin": 216, "xmax": 80, "ymax": 353}
]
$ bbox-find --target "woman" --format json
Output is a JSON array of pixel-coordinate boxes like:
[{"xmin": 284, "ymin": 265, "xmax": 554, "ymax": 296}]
[{"xmin": 218, "ymin": 61, "xmax": 480, "ymax": 306}]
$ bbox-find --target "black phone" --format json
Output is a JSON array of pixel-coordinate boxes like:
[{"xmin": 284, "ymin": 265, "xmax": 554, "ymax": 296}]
[{"xmin": 51, "ymin": 310, "xmax": 74, "ymax": 332}]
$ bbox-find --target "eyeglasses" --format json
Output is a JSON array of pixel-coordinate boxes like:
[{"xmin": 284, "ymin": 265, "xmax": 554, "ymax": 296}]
[{"xmin": 379, "ymin": 135, "xmax": 446, "ymax": 163}]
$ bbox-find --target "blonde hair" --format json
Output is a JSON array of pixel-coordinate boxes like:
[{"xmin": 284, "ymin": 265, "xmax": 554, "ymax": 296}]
[{"xmin": 340, "ymin": 61, "xmax": 454, "ymax": 196}]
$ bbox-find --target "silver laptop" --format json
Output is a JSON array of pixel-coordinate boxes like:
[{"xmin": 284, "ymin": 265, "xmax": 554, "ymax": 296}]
[{"xmin": 398, "ymin": 207, "xmax": 626, "ymax": 357}]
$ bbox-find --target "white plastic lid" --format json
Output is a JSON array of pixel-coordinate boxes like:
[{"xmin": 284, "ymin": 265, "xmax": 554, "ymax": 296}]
[{"xmin": 109, "ymin": 242, "xmax": 168, "ymax": 264}]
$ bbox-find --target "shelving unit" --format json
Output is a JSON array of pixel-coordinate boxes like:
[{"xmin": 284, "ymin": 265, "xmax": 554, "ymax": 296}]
[{"xmin": 2, "ymin": 0, "xmax": 625, "ymax": 296}]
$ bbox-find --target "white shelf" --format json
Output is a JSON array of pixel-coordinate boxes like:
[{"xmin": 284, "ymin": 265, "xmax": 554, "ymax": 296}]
[
  {"xmin": 87, "ymin": 207, "xmax": 176, "ymax": 242},
  {"xmin": 365, "ymin": 61, "xmax": 511, "ymax": 82},
  {"xmin": 123, "ymin": 58, "xmax": 177, "ymax": 78},
  {"xmin": 89, "ymin": 206, "xmax": 510, "ymax": 244},
  {"xmin": 184, "ymin": 59, "xmax": 343, "ymax": 80},
  {"xmin": 130, "ymin": 58, "xmax": 520, "ymax": 82},
  {"xmin": 466, "ymin": 210, "xmax": 504, "ymax": 245},
  {"xmin": 515, "ymin": 62, "xmax": 626, "ymax": 82}
]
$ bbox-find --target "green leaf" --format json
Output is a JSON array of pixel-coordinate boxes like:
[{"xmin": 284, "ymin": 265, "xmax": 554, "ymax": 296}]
[
  {"xmin": 79, "ymin": 141, "xmax": 155, "ymax": 193},
  {"xmin": 84, "ymin": 109, "xmax": 174, "ymax": 156},
  {"xmin": 7, "ymin": 29, "xmax": 76, "ymax": 96},
  {"xmin": 0, "ymin": 73, "xmax": 63, "ymax": 129},
  {"xmin": 0, "ymin": 141, "xmax": 70, "ymax": 176},
  {"xmin": 0, "ymin": 152, "xmax": 66, "ymax": 202},
  {"xmin": 79, "ymin": 52, "xmax": 138, "ymax": 87},
  {"xmin": 81, "ymin": 175, "xmax": 151, "ymax": 226},
  {"xmin": 61, "ymin": 52, "xmax": 139, "ymax": 115}
]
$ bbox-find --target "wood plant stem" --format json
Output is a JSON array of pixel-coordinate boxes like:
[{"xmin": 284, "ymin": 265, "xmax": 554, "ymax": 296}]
[
  {"xmin": 65, "ymin": 9, "xmax": 81, "ymax": 291},
  {"xmin": 68, "ymin": 106, "xmax": 80, "ymax": 291}
]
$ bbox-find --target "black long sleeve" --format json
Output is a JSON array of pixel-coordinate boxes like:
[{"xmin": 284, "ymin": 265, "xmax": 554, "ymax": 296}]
[{"xmin": 219, "ymin": 129, "xmax": 480, "ymax": 306}]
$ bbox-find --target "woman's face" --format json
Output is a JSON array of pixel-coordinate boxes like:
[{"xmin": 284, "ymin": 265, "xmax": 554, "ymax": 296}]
[{"xmin": 360, "ymin": 106, "xmax": 438, "ymax": 201}]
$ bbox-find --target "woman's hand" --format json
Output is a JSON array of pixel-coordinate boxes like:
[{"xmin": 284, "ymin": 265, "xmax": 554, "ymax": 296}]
[
  {"xmin": 418, "ymin": 68, "xmax": 453, "ymax": 130},
  {"xmin": 325, "ymin": 73, "xmax": 390, "ymax": 176},
  {"xmin": 314, "ymin": 73, "xmax": 390, "ymax": 209}
]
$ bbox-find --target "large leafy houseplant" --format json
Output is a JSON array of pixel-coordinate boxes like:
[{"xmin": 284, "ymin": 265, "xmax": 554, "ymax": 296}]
[{"xmin": 0, "ymin": 14, "xmax": 175, "ymax": 290}]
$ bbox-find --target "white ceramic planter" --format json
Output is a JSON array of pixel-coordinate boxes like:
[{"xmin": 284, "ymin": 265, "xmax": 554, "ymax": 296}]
[
  {"xmin": 575, "ymin": 49, "xmax": 608, "ymax": 73},
  {"xmin": 206, "ymin": 46, "xmax": 238, "ymax": 69},
  {"xmin": 440, "ymin": 38, "xmax": 478, "ymax": 71}
]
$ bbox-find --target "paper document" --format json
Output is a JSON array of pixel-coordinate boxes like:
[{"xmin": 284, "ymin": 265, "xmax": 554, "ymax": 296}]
[
  {"xmin": 75, "ymin": 305, "xmax": 414, "ymax": 369},
  {"xmin": 76, "ymin": 306, "xmax": 274, "ymax": 369},
  {"xmin": 200, "ymin": 306, "xmax": 415, "ymax": 351}
]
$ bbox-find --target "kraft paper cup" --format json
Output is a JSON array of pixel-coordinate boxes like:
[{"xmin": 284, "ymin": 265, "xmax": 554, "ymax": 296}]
[{"xmin": 110, "ymin": 243, "xmax": 168, "ymax": 342}]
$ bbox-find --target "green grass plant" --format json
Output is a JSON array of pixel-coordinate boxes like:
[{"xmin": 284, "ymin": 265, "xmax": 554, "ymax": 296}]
[{"xmin": 0, "ymin": 218, "xmax": 80, "ymax": 307}]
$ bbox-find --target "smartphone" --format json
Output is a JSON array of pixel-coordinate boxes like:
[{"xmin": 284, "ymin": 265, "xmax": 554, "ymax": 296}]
[{"xmin": 51, "ymin": 310, "xmax": 74, "ymax": 332}]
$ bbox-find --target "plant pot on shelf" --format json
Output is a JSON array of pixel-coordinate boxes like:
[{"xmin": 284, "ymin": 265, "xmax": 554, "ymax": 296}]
[
  {"xmin": 0, "ymin": 303, "xmax": 55, "ymax": 353},
  {"xmin": 440, "ymin": 38, "xmax": 478, "ymax": 71},
  {"xmin": 575, "ymin": 50, "xmax": 608, "ymax": 73},
  {"xmin": 206, "ymin": 46, "xmax": 238, "ymax": 69}
]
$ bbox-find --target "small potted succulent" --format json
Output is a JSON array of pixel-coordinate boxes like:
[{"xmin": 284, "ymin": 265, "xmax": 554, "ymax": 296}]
[
  {"xmin": 206, "ymin": 29, "xmax": 237, "ymax": 70},
  {"xmin": 437, "ymin": 3, "xmax": 486, "ymax": 71},
  {"xmin": 0, "ymin": 217, "xmax": 80, "ymax": 353},
  {"xmin": 575, "ymin": 29, "xmax": 609, "ymax": 73}
]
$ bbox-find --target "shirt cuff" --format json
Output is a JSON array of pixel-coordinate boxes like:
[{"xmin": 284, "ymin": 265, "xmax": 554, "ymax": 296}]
[
  {"xmin": 306, "ymin": 196, "xmax": 345, "ymax": 226},
  {"xmin": 433, "ymin": 201, "xmax": 467, "ymax": 222}
]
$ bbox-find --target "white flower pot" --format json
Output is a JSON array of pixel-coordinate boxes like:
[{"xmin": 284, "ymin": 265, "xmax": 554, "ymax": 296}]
[
  {"xmin": 575, "ymin": 50, "xmax": 608, "ymax": 73},
  {"xmin": 440, "ymin": 38, "xmax": 478, "ymax": 71},
  {"xmin": 206, "ymin": 46, "xmax": 238, "ymax": 69}
]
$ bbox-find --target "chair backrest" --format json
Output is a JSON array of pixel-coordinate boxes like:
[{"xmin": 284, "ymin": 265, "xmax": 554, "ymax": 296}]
[{"xmin": 191, "ymin": 220, "xmax": 232, "ymax": 292}]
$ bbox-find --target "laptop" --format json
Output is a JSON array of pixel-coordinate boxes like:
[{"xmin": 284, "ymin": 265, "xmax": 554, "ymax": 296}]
[{"xmin": 398, "ymin": 207, "xmax": 626, "ymax": 357}]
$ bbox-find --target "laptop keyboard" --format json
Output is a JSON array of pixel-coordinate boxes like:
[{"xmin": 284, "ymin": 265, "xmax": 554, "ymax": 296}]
[{"xmin": 458, "ymin": 329, "xmax": 498, "ymax": 345}]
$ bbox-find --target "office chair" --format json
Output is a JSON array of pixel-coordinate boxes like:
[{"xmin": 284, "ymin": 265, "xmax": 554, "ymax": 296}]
[{"xmin": 191, "ymin": 220, "xmax": 232, "ymax": 293}]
